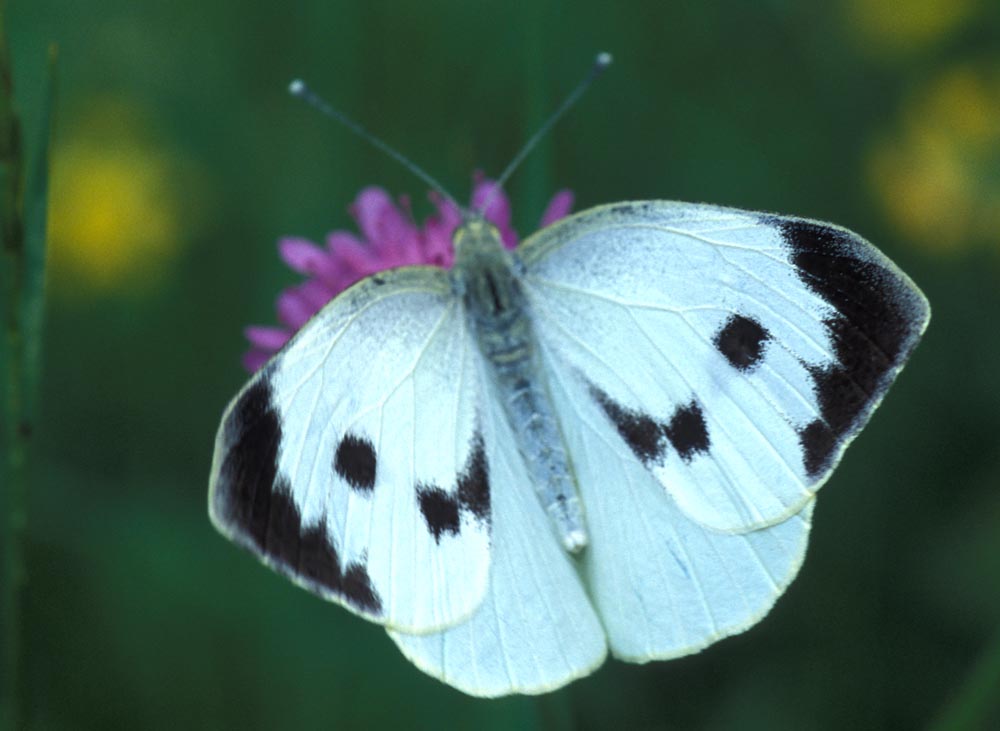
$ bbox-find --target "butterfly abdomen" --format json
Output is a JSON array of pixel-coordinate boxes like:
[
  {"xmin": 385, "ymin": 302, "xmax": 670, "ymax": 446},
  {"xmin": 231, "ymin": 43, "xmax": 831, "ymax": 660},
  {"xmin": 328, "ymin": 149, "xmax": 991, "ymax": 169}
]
[
  {"xmin": 455, "ymin": 220, "xmax": 588, "ymax": 553},
  {"xmin": 493, "ymin": 350, "xmax": 588, "ymax": 553}
]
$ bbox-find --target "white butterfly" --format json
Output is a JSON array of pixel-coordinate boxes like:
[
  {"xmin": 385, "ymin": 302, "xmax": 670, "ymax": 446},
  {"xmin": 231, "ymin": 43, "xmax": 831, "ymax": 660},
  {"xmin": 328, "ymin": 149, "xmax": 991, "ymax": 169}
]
[{"xmin": 209, "ymin": 198, "xmax": 929, "ymax": 696}]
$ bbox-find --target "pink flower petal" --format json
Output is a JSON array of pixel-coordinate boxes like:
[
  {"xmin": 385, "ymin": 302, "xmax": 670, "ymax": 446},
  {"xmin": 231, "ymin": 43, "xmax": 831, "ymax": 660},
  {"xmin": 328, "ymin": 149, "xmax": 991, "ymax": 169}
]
[
  {"xmin": 470, "ymin": 176, "xmax": 512, "ymax": 226},
  {"xmin": 471, "ymin": 174, "xmax": 518, "ymax": 249},
  {"xmin": 429, "ymin": 190, "xmax": 462, "ymax": 226},
  {"xmin": 275, "ymin": 262, "xmax": 362, "ymax": 331},
  {"xmin": 350, "ymin": 187, "xmax": 394, "ymax": 239},
  {"xmin": 327, "ymin": 231, "xmax": 380, "ymax": 278},
  {"xmin": 276, "ymin": 287, "xmax": 318, "ymax": 329},
  {"xmin": 242, "ymin": 349, "xmax": 272, "ymax": 373},
  {"xmin": 244, "ymin": 177, "xmax": 575, "ymax": 374},
  {"xmin": 299, "ymin": 279, "xmax": 336, "ymax": 309},
  {"xmin": 244, "ymin": 326, "xmax": 292, "ymax": 350},
  {"xmin": 423, "ymin": 191, "xmax": 462, "ymax": 266},
  {"xmin": 350, "ymin": 187, "xmax": 421, "ymax": 262},
  {"xmin": 539, "ymin": 190, "xmax": 574, "ymax": 227},
  {"xmin": 278, "ymin": 237, "xmax": 343, "ymax": 288},
  {"xmin": 278, "ymin": 237, "xmax": 323, "ymax": 272}
]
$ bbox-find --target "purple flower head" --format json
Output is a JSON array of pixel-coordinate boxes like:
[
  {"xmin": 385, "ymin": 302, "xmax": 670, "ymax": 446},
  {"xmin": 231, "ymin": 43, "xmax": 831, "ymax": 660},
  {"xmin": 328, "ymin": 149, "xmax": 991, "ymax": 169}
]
[{"xmin": 243, "ymin": 174, "xmax": 574, "ymax": 371}]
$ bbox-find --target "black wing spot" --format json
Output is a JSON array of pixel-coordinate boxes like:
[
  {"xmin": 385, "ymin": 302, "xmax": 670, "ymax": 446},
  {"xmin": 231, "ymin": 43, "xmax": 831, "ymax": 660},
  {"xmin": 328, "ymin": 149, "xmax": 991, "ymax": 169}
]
[
  {"xmin": 417, "ymin": 486, "xmax": 461, "ymax": 541},
  {"xmin": 457, "ymin": 435, "xmax": 490, "ymax": 522},
  {"xmin": 590, "ymin": 385, "xmax": 666, "ymax": 466},
  {"xmin": 714, "ymin": 314, "xmax": 770, "ymax": 371},
  {"xmin": 777, "ymin": 219, "xmax": 928, "ymax": 477},
  {"xmin": 417, "ymin": 433, "xmax": 491, "ymax": 543},
  {"xmin": 664, "ymin": 401, "xmax": 710, "ymax": 462},
  {"xmin": 334, "ymin": 433, "xmax": 377, "ymax": 492},
  {"xmin": 590, "ymin": 384, "xmax": 711, "ymax": 466}
]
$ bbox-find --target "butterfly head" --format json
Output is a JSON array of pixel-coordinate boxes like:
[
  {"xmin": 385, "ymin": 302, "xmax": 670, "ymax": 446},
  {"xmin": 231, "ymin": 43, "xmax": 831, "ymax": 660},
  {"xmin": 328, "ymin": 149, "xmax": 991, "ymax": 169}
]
[
  {"xmin": 452, "ymin": 215, "xmax": 507, "ymax": 265},
  {"xmin": 451, "ymin": 215, "xmax": 521, "ymax": 321}
]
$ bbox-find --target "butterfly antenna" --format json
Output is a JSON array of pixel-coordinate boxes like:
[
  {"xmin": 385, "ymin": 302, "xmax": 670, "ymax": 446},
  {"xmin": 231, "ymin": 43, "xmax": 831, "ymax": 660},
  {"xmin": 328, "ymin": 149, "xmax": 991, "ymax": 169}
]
[
  {"xmin": 289, "ymin": 79, "xmax": 462, "ymax": 212},
  {"xmin": 477, "ymin": 51, "xmax": 613, "ymax": 217}
]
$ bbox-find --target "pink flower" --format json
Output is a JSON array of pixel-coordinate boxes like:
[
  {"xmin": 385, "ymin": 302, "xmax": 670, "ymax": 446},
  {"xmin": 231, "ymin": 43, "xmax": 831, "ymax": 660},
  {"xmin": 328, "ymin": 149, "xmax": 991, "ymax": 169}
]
[{"xmin": 242, "ymin": 175, "xmax": 574, "ymax": 371}]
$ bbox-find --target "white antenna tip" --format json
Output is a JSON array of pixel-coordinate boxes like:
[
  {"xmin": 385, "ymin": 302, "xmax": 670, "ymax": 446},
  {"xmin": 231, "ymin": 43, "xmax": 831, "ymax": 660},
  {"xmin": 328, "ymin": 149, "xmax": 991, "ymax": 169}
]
[
  {"xmin": 596, "ymin": 52, "xmax": 613, "ymax": 68},
  {"xmin": 289, "ymin": 79, "xmax": 307, "ymax": 97}
]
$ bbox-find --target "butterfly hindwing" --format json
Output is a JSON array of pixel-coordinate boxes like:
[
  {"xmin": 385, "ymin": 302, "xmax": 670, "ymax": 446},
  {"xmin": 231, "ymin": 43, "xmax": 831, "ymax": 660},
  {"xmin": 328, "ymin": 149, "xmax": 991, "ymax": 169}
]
[
  {"xmin": 520, "ymin": 202, "xmax": 929, "ymax": 533},
  {"xmin": 542, "ymin": 350, "xmax": 814, "ymax": 660},
  {"xmin": 388, "ymin": 381, "xmax": 606, "ymax": 697},
  {"xmin": 209, "ymin": 268, "xmax": 492, "ymax": 633}
]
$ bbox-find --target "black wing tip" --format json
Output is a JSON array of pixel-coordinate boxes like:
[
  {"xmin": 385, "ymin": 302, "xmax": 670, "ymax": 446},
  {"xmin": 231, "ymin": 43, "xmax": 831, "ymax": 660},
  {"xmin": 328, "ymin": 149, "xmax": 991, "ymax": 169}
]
[
  {"xmin": 209, "ymin": 372, "xmax": 383, "ymax": 616},
  {"xmin": 770, "ymin": 216, "xmax": 930, "ymax": 479},
  {"xmin": 212, "ymin": 476, "xmax": 384, "ymax": 616}
]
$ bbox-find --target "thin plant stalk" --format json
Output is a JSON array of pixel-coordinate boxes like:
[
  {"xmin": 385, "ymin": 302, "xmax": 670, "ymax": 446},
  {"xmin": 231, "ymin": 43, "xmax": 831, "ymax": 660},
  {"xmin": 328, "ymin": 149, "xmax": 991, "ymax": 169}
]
[{"xmin": 0, "ymin": 6, "xmax": 56, "ymax": 727}]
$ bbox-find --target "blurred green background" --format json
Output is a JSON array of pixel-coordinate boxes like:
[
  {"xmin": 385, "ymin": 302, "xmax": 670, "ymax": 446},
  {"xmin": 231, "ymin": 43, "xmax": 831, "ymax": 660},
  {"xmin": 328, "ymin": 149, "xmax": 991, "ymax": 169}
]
[{"xmin": 3, "ymin": 0, "xmax": 1000, "ymax": 728}]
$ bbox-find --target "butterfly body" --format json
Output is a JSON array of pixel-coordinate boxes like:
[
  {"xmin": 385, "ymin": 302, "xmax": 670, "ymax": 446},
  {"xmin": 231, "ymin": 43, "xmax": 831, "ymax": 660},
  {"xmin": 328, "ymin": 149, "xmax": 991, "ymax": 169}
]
[
  {"xmin": 210, "ymin": 200, "xmax": 929, "ymax": 696},
  {"xmin": 452, "ymin": 218, "xmax": 588, "ymax": 553}
]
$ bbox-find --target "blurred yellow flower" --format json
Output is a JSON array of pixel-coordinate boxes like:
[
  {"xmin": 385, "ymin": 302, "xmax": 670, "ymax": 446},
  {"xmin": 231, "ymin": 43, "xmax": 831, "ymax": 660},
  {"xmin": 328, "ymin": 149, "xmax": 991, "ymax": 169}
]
[
  {"xmin": 868, "ymin": 65, "xmax": 1000, "ymax": 253},
  {"xmin": 845, "ymin": 0, "xmax": 978, "ymax": 57},
  {"xmin": 48, "ymin": 99, "xmax": 201, "ymax": 293}
]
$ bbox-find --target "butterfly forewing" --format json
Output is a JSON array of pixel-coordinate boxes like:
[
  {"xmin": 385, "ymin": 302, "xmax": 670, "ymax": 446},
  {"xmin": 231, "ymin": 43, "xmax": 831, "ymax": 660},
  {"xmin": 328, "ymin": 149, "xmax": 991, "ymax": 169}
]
[
  {"xmin": 519, "ymin": 202, "xmax": 929, "ymax": 533},
  {"xmin": 209, "ymin": 268, "xmax": 492, "ymax": 633}
]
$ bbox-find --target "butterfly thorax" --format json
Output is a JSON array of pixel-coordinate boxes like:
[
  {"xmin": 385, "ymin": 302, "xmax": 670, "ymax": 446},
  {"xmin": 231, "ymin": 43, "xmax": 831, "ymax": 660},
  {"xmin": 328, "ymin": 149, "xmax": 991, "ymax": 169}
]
[{"xmin": 452, "ymin": 219, "xmax": 588, "ymax": 553}]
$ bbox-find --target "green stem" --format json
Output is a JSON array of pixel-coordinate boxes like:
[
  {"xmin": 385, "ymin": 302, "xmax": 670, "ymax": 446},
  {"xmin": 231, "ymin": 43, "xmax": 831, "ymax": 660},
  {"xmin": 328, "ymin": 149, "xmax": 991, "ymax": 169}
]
[
  {"xmin": 0, "ymin": 383, "xmax": 27, "ymax": 731},
  {"xmin": 1, "ymin": 11, "xmax": 54, "ymax": 729},
  {"xmin": 0, "ymin": 9, "xmax": 26, "ymax": 730}
]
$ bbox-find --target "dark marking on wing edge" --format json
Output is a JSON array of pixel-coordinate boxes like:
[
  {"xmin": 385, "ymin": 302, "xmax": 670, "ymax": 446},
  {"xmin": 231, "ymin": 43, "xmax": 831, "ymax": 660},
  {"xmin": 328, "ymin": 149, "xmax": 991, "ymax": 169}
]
[
  {"xmin": 714, "ymin": 314, "xmax": 770, "ymax": 371},
  {"xmin": 664, "ymin": 401, "xmax": 710, "ymax": 462},
  {"xmin": 215, "ymin": 376, "xmax": 282, "ymax": 540},
  {"xmin": 417, "ymin": 434, "xmax": 490, "ymax": 543},
  {"xmin": 266, "ymin": 479, "xmax": 381, "ymax": 613},
  {"xmin": 608, "ymin": 202, "xmax": 652, "ymax": 218},
  {"xmin": 589, "ymin": 385, "xmax": 665, "ymax": 466},
  {"xmin": 334, "ymin": 433, "xmax": 377, "ymax": 492},
  {"xmin": 776, "ymin": 219, "xmax": 928, "ymax": 477},
  {"xmin": 214, "ymin": 374, "xmax": 382, "ymax": 613},
  {"xmin": 589, "ymin": 385, "xmax": 711, "ymax": 466}
]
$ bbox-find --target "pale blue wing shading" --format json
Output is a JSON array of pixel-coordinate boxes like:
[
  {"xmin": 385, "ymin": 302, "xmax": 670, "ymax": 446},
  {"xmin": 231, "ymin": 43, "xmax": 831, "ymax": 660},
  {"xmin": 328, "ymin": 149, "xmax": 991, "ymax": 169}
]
[
  {"xmin": 209, "ymin": 268, "xmax": 491, "ymax": 633},
  {"xmin": 520, "ymin": 201, "xmax": 929, "ymax": 533}
]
